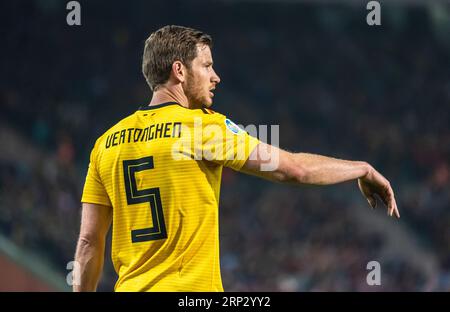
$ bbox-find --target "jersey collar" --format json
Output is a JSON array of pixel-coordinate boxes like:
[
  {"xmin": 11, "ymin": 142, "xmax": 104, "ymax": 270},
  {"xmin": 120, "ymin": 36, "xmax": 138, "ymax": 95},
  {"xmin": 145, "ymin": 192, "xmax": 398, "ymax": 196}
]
[{"xmin": 139, "ymin": 102, "xmax": 181, "ymax": 110}]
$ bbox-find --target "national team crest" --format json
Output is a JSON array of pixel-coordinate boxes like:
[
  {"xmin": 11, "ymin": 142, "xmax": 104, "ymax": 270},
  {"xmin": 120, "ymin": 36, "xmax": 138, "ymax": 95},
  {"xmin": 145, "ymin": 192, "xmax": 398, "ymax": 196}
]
[{"xmin": 224, "ymin": 118, "xmax": 244, "ymax": 135}]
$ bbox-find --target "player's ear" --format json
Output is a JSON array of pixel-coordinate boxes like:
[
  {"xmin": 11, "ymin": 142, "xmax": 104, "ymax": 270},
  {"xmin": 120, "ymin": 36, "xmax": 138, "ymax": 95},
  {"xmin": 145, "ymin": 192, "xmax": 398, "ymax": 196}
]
[{"xmin": 171, "ymin": 61, "xmax": 186, "ymax": 83}]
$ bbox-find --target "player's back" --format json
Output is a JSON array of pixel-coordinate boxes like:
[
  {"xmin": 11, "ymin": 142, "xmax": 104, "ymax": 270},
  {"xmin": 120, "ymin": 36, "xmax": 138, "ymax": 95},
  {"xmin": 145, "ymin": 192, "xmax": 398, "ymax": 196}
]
[
  {"xmin": 82, "ymin": 101, "xmax": 259, "ymax": 291},
  {"xmin": 83, "ymin": 102, "xmax": 225, "ymax": 291}
]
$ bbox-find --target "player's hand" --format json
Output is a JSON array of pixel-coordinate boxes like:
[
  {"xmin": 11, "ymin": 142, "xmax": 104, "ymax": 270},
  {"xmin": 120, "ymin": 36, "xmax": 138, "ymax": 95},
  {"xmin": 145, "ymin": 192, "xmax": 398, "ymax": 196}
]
[{"xmin": 358, "ymin": 165, "xmax": 400, "ymax": 219}]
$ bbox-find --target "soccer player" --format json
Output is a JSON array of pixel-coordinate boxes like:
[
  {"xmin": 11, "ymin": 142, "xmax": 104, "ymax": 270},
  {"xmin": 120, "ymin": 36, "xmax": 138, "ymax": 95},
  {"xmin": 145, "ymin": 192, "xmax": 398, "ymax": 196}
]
[{"xmin": 74, "ymin": 25, "xmax": 399, "ymax": 292}]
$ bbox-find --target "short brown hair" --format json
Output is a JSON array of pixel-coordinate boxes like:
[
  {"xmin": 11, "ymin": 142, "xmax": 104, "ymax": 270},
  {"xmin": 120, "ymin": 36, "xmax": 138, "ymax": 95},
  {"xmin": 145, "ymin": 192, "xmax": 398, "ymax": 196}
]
[{"xmin": 142, "ymin": 25, "xmax": 212, "ymax": 91}]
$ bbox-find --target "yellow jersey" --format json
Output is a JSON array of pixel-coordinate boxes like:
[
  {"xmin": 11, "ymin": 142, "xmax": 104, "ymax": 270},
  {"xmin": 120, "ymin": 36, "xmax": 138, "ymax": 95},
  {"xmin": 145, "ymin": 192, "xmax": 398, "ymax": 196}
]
[{"xmin": 81, "ymin": 102, "xmax": 259, "ymax": 291}]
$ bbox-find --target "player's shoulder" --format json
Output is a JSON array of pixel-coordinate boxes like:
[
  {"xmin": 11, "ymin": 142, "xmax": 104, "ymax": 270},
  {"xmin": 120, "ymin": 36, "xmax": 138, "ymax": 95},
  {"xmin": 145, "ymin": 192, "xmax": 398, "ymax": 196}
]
[
  {"xmin": 187, "ymin": 107, "xmax": 248, "ymax": 134},
  {"xmin": 189, "ymin": 107, "xmax": 227, "ymax": 123}
]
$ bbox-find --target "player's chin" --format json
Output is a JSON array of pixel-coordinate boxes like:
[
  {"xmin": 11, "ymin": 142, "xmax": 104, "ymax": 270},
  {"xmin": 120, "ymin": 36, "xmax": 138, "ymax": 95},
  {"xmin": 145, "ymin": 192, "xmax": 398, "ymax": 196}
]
[{"xmin": 203, "ymin": 96, "xmax": 214, "ymax": 107}]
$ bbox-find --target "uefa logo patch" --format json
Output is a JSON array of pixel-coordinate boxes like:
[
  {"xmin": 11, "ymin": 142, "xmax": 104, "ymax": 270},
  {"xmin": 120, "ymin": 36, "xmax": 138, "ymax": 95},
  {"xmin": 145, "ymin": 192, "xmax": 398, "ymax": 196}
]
[{"xmin": 225, "ymin": 118, "xmax": 244, "ymax": 135}]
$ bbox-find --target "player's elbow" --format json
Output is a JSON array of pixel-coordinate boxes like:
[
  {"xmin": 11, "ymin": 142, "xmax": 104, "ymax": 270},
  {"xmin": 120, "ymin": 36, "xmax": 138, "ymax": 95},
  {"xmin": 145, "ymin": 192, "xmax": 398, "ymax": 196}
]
[
  {"xmin": 76, "ymin": 237, "xmax": 94, "ymax": 258},
  {"xmin": 77, "ymin": 233, "xmax": 103, "ymax": 250},
  {"xmin": 75, "ymin": 234, "xmax": 104, "ymax": 265}
]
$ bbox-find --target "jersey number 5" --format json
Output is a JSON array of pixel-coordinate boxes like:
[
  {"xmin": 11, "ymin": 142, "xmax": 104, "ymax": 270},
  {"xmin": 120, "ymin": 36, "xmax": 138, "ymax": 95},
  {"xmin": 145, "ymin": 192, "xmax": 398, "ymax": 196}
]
[{"xmin": 123, "ymin": 156, "xmax": 167, "ymax": 243}]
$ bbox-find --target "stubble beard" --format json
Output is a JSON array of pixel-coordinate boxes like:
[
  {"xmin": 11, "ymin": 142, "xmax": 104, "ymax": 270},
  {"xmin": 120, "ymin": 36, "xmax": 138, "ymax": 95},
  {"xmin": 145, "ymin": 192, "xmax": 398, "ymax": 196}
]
[{"xmin": 185, "ymin": 72, "xmax": 208, "ymax": 109}]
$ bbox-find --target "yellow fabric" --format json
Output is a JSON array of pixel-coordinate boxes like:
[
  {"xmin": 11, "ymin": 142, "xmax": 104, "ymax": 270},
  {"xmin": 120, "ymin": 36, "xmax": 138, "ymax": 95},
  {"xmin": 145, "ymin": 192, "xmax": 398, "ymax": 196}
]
[{"xmin": 81, "ymin": 103, "xmax": 259, "ymax": 291}]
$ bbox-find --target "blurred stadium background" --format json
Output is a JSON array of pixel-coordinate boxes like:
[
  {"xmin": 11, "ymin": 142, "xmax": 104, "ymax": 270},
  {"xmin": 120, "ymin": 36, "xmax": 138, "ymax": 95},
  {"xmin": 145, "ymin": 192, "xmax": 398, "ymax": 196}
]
[{"xmin": 1, "ymin": 0, "xmax": 449, "ymax": 291}]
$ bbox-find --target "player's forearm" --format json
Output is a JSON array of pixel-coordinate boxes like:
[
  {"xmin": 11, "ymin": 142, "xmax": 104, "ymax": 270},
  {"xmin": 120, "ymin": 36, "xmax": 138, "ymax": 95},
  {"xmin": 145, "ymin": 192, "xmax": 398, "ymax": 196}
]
[
  {"xmin": 73, "ymin": 237, "xmax": 105, "ymax": 292},
  {"xmin": 292, "ymin": 153, "xmax": 370, "ymax": 185}
]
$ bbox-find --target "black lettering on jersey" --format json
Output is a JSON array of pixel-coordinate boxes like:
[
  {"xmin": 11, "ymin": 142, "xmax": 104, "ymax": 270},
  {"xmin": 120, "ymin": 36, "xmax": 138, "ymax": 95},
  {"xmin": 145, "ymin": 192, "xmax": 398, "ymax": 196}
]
[
  {"xmin": 148, "ymin": 125, "xmax": 155, "ymax": 140},
  {"xmin": 163, "ymin": 123, "xmax": 171, "ymax": 138},
  {"xmin": 120, "ymin": 129, "xmax": 126, "ymax": 144},
  {"xmin": 173, "ymin": 122, "xmax": 182, "ymax": 138},
  {"xmin": 105, "ymin": 134, "xmax": 113, "ymax": 148},
  {"xmin": 155, "ymin": 123, "xmax": 164, "ymax": 139},
  {"xmin": 105, "ymin": 122, "xmax": 182, "ymax": 149},
  {"xmin": 141, "ymin": 127, "xmax": 149, "ymax": 142},
  {"xmin": 112, "ymin": 131, "xmax": 119, "ymax": 146},
  {"xmin": 127, "ymin": 128, "xmax": 134, "ymax": 143},
  {"xmin": 134, "ymin": 128, "xmax": 143, "ymax": 142}
]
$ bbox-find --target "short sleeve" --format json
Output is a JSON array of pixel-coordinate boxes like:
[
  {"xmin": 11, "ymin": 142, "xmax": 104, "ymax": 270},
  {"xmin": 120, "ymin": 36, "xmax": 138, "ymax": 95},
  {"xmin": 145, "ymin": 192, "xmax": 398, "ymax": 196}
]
[
  {"xmin": 199, "ymin": 112, "xmax": 260, "ymax": 171},
  {"xmin": 81, "ymin": 139, "xmax": 111, "ymax": 206}
]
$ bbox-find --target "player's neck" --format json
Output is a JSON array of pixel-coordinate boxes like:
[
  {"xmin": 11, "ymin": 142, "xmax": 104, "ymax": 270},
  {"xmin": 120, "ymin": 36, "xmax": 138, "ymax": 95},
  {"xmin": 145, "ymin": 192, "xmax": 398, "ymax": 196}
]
[{"xmin": 149, "ymin": 85, "xmax": 190, "ymax": 109}]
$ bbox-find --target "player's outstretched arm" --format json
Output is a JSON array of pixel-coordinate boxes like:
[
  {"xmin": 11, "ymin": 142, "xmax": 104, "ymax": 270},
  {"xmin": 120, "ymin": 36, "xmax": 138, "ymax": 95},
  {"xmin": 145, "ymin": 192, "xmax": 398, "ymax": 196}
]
[
  {"xmin": 73, "ymin": 203, "xmax": 112, "ymax": 291},
  {"xmin": 241, "ymin": 142, "xmax": 399, "ymax": 218}
]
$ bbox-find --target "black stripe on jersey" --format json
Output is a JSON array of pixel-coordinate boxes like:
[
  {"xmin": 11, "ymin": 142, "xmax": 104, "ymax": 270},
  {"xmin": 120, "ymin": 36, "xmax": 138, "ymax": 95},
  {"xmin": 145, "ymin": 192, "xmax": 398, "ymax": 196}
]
[
  {"xmin": 201, "ymin": 107, "xmax": 215, "ymax": 114},
  {"xmin": 139, "ymin": 102, "xmax": 181, "ymax": 110}
]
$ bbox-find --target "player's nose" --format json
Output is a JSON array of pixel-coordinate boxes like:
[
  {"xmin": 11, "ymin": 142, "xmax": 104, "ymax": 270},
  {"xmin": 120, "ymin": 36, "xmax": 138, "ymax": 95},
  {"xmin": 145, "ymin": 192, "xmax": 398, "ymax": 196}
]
[{"xmin": 211, "ymin": 68, "xmax": 220, "ymax": 84}]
